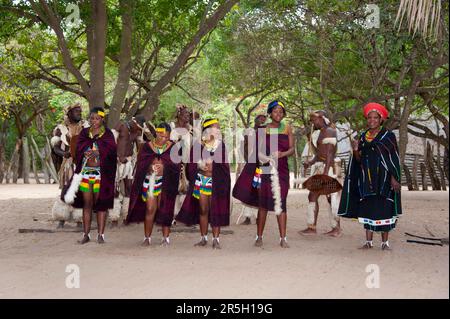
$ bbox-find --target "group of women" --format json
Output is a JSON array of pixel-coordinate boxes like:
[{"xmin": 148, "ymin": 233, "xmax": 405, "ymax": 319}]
[{"xmin": 64, "ymin": 101, "xmax": 402, "ymax": 250}]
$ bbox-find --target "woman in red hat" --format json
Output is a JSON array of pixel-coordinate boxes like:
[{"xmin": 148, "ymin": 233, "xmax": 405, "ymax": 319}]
[{"xmin": 338, "ymin": 103, "xmax": 402, "ymax": 250}]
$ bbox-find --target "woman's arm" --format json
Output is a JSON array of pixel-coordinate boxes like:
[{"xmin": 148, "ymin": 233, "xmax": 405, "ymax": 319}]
[
  {"xmin": 279, "ymin": 124, "xmax": 295, "ymax": 158},
  {"xmin": 351, "ymin": 137, "xmax": 361, "ymax": 162}
]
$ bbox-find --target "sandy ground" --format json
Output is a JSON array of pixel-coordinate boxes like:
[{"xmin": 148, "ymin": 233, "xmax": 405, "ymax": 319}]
[{"xmin": 0, "ymin": 183, "xmax": 448, "ymax": 299}]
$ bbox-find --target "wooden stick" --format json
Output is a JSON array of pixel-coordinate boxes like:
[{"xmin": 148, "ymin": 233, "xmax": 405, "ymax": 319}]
[
  {"xmin": 19, "ymin": 226, "xmax": 97, "ymax": 233},
  {"xmin": 405, "ymin": 232, "xmax": 441, "ymax": 241},
  {"xmin": 19, "ymin": 228, "xmax": 82, "ymax": 233},
  {"xmin": 158, "ymin": 227, "xmax": 234, "ymax": 235},
  {"xmin": 307, "ymin": 123, "xmax": 313, "ymax": 159},
  {"xmin": 406, "ymin": 239, "xmax": 443, "ymax": 246},
  {"xmin": 19, "ymin": 227, "xmax": 234, "ymax": 235}
]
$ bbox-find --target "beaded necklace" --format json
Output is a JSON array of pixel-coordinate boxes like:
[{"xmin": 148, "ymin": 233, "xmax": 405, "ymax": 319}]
[
  {"xmin": 203, "ymin": 138, "xmax": 220, "ymax": 153},
  {"xmin": 153, "ymin": 141, "xmax": 169, "ymax": 155},
  {"xmin": 89, "ymin": 125, "xmax": 105, "ymax": 139},
  {"xmin": 365, "ymin": 126, "xmax": 382, "ymax": 143},
  {"xmin": 266, "ymin": 121, "xmax": 287, "ymax": 135}
]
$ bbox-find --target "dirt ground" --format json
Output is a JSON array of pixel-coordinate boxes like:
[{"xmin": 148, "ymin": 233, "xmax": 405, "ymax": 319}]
[{"xmin": 0, "ymin": 183, "xmax": 448, "ymax": 299}]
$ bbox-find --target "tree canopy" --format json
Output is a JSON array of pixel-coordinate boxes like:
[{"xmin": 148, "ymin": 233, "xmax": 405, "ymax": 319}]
[{"xmin": 0, "ymin": 0, "xmax": 448, "ymax": 183}]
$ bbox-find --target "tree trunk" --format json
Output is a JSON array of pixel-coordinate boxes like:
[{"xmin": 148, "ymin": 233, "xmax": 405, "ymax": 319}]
[
  {"xmin": 444, "ymin": 147, "xmax": 449, "ymax": 182},
  {"xmin": 140, "ymin": 94, "xmax": 160, "ymax": 121},
  {"xmin": 420, "ymin": 162, "xmax": 428, "ymax": 190},
  {"xmin": 0, "ymin": 152, "xmax": 3, "ymax": 184},
  {"xmin": 22, "ymin": 136, "xmax": 30, "ymax": 184},
  {"xmin": 42, "ymin": 160, "xmax": 50, "ymax": 184},
  {"xmin": 233, "ymin": 109, "xmax": 237, "ymax": 170},
  {"xmin": 398, "ymin": 101, "xmax": 412, "ymax": 163},
  {"xmin": 87, "ymin": 0, "xmax": 107, "ymax": 110},
  {"xmin": 434, "ymin": 140, "xmax": 447, "ymax": 191},
  {"xmin": 107, "ymin": 0, "xmax": 135, "ymax": 128},
  {"xmin": 433, "ymin": 157, "xmax": 447, "ymax": 191},
  {"xmin": 18, "ymin": 138, "xmax": 23, "ymax": 180},
  {"xmin": 0, "ymin": 119, "xmax": 9, "ymax": 183},
  {"xmin": 6, "ymin": 138, "xmax": 22, "ymax": 184},
  {"xmin": 45, "ymin": 137, "xmax": 59, "ymax": 183},
  {"xmin": 403, "ymin": 163, "xmax": 414, "ymax": 190},
  {"xmin": 434, "ymin": 121, "xmax": 446, "ymax": 190},
  {"xmin": 412, "ymin": 155, "xmax": 419, "ymax": 190},
  {"xmin": 30, "ymin": 141, "xmax": 41, "ymax": 184},
  {"xmin": 12, "ymin": 139, "xmax": 22, "ymax": 183},
  {"xmin": 126, "ymin": 99, "xmax": 142, "ymax": 120},
  {"xmin": 30, "ymin": 136, "xmax": 56, "ymax": 184},
  {"xmin": 426, "ymin": 142, "xmax": 441, "ymax": 190}
]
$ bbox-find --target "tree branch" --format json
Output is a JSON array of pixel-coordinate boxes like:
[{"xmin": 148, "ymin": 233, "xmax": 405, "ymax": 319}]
[
  {"xmin": 29, "ymin": 0, "xmax": 90, "ymax": 96},
  {"xmin": 175, "ymin": 83, "xmax": 207, "ymax": 105},
  {"xmin": 139, "ymin": 0, "xmax": 239, "ymax": 119}
]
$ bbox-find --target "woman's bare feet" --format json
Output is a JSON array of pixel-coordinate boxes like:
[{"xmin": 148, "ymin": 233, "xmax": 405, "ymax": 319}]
[
  {"xmin": 194, "ymin": 237, "xmax": 208, "ymax": 247},
  {"xmin": 254, "ymin": 236, "xmax": 263, "ymax": 247},
  {"xmin": 212, "ymin": 238, "xmax": 221, "ymax": 249},
  {"xmin": 97, "ymin": 234, "xmax": 105, "ymax": 244},
  {"xmin": 299, "ymin": 227, "xmax": 317, "ymax": 236},
  {"xmin": 141, "ymin": 237, "xmax": 151, "ymax": 247},
  {"xmin": 280, "ymin": 238, "xmax": 290, "ymax": 248},
  {"xmin": 78, "ymin": 234, "xmax": 90, "ymax": 245},
  {"xmin": 160, "ymin": 237, "xmax": 170, "ymax": 247},
  {"xmin": 358, "ymin": 241, "xmax": 373, "ymax": 249}
]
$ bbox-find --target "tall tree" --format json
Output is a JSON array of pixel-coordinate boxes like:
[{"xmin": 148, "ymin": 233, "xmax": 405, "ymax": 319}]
[{"xmin": 0, "ymin": 0, "xmax": 239, "ymax": 127}]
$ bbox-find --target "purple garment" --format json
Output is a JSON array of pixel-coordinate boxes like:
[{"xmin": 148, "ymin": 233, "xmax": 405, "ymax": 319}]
[
  {"xmin": 258, "ymin": 130, "xmax": 290, "ymax": 212},
  {"xmin": 176, "ymin": 141, "xmax": 231, "ymax": 227},
  {"xmin": 63, "ymin": 127, "xmax": 117, "ymax": 211},
  {"xmin": 125, "ymin": 142, "xmax": 181, "ymax": 226},
  {"xmin": 232, "ymin": 162, "xmax": 260, "ymax": 208},
  {"xmin": 232, "ymin": 129, "xmax": 260, "ymax": 207}
]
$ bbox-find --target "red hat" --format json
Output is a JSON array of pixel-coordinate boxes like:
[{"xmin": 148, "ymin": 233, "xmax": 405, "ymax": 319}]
[{"xmin": 363, "ymin": 103, "xmax": 389, "ymax": 120}]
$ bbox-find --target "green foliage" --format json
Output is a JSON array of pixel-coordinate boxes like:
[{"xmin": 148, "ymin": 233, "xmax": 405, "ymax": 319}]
[{"xmin": 0, "ymin": 0, "xmax": 448, "ymax": 166}]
